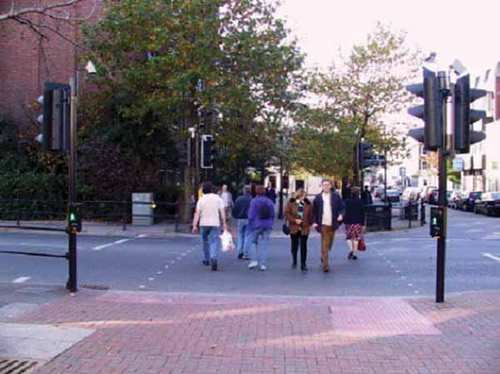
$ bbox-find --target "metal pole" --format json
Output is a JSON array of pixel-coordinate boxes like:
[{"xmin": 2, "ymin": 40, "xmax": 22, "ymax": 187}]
[
  {"xmin": 278, "ymin": 158, "xmax": 284, "ymax": 219},
  {"xmin": 66, "ymin": 78, "xmax": 78, "ymax": 293},
  {"xmin": 436, "ymin": 71, "xmax": 449, "ymax": 303}
]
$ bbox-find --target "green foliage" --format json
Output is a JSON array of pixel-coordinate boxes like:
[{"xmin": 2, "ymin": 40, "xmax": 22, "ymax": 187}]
[
  {"xmin": 79, "ymin": 0, "xmax": 304, "ymax": 191},
  {"xmin": 293, "ymin": 23, "xmax": 421, "ymax": 180}
]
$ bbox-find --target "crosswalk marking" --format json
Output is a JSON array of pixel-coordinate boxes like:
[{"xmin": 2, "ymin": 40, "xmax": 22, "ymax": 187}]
[
  {"xmin": 482, "ymin": 253, "xmax": 500, "ymax": 263},
  {"xmin": 12, "ymin": 276, "xmax": 31, "ymax": 283}
]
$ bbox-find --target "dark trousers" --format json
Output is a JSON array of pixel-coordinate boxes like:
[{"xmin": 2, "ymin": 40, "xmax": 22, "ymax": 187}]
[{"xmin": 290, "ymin": 232, "xmax": 308, "ymax": 267}]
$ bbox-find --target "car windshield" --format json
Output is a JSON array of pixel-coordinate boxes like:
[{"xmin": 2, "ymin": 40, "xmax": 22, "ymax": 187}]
[{"xmin": 492, "ymin": 193, "xmax": 500, "ymax": 200}]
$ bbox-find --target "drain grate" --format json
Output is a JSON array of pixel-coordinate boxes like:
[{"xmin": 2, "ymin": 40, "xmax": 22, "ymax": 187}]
[{"xmin": 0, "ymin": 359, "xmax": 39, "ymax": 374}]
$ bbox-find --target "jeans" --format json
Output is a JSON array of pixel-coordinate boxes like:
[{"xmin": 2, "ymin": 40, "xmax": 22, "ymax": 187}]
[
  {"xmin": 199, "ymin": 226, "xmax": 221, "ymax": 261},
  {"xmin": 250, "ymin": 227, "xmax": 271, "ymax": 267},
  {"xmin": 236, "ymin": 219, "xmax": 252, "ymax": 256}
]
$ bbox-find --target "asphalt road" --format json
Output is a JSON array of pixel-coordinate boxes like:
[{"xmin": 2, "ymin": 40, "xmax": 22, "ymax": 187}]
[{"xmin": 0, "ymin": 208, "xmax": 499, "ymax": 298}]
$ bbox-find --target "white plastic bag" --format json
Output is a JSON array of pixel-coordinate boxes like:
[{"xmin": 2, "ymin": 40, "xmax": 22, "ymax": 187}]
[{"xmin": 220, "ymin": 230, "xmax": 234, "ymax": 252}]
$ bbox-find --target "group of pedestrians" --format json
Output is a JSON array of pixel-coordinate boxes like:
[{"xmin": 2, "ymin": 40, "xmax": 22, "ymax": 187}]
[{"xmin": 192, "ymin": 179, "xmax": 367, "ymax": 272}]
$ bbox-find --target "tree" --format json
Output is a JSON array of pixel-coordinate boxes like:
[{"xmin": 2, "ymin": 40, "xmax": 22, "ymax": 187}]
[
  {"xmin": 79, "ymin": 0, "xmax": 304, "ymax": 207},
  {"xmin": 293, "ymin": 23, "xmax": 420, "ymax": 182},
  {"xmin": 0, "ymin": 0, "xmax": 97, "ymax": 42}
]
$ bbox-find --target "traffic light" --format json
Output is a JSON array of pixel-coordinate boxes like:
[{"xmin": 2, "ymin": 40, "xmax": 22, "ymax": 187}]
[
  {"xmin": 430, "ymin": 206, "xmax": 443, "ymax": 238},
  {"xmin": 454, "ymin": 74, "xmax": 487, "ymax": 154},
  {"xmin": 201, "ymin": 134, "xmax": 215, "ymax": 169},
  {"xmin": 36, "ymin": 82, "xmax": 70, "ymax": 152},
  {"xmin": 68, "ymin": 204, "xmax": 82, "ymax": 233},
  {"xmin": 359, "ymin": 141, "xmax": 374, "ymax": 169},
  {"xmin": 407, "ymin": 67, "xmax": 442, "ymax": 150}
]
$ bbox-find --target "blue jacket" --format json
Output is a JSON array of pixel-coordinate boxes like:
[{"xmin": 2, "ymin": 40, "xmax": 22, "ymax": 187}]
[
  {"xmin": 343, "ymin": 197, "xmax": 366, "ymax": 225},
  {"xmin": 248, "ymin": 196, "xmax": 275, "ymax": 231},
  {"xmin": 312, "ymin": 192, "xmax": 345, "ymax": 230},
  {"xmin": 232, "ymin": 194, "xmax": 252, "ymax": 219}
]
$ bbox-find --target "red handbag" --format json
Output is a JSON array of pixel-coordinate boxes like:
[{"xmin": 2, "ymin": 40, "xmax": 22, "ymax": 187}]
[{"xmin": 358, "ymin": 239, "xmax": 366, "ymax": 251}]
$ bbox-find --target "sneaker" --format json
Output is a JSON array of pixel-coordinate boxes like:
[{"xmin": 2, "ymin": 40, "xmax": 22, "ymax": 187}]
[
  {"xmin": 348, "ymin": 252, "xmax": 353, "ymax": 260},
  {"xmin": 260, "ymin": 265, "xmax": 267, "ymax": 271},
  {"xmin": 352, "ymin": 255, "xmax": 358, "ymax": 260},
  {"xmin": 237, "ymin": 253, "xmax": 244, "ymax": 259},
  {"xmin": 211, "ymin": 259, "xmax": 218, "ymax": 271},
  {"xmin": 242, "ymin": 255, "xmax": 250, "ymax": 261},
  {"xmin": 248, "ymin": 261, "xmax": 258, "ymax": 269},
  {"xmin": 202, "ymin": 260, "xmax": 210, "ymax": 266}
]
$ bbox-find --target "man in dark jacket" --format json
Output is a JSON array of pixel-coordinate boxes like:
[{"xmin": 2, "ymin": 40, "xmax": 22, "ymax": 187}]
[
  {"xmin": 232, "ymin": 185, "xmax": 253, "ymax": 260},
  {"xmin": 312, "ymin": 179, "xmax": 345, "ymax": 273},
  {"xmin": 361, "ymin": 186, "xmax": 373, "ymax": 205}
]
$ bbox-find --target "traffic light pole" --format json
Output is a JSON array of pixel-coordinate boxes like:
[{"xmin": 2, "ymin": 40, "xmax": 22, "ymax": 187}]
[
  {"xmin": 66, "ymin": 77, "xmax": 78, "ymax": 293},
  {"xmin": 436, "ymin": 71, "xmax": 449, "ymax": 303}
]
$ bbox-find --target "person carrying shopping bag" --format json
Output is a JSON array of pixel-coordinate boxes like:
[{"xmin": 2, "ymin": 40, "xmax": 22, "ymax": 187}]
[
  {"xmin": 343, "ymin": 187, "xmax": 366, "ymax": 260},
  {"xmin": 284, "ymin": 188, "xmax": 313, "ymax": 272}
]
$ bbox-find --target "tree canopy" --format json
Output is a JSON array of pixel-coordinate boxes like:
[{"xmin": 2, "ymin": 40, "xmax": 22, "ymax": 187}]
[{"xmin": 293, "ymin": 23, "xmax": 420, "ymax": 181}]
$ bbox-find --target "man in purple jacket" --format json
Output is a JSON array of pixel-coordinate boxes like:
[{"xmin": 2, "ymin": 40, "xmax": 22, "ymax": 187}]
[{"xmin": 247, "ymin": 185, "xmax": 275, "ymax": 271}]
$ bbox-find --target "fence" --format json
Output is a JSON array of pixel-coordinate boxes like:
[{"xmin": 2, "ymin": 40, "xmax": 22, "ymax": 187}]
[{"xmin": 0, "ymin": 198, "xmax": 180, "ymax": 231}]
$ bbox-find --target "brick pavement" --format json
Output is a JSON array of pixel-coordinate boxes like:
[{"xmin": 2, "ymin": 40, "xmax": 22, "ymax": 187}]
[{"xmin": 11, "ymin": 289, "xmax": 500, "ymax": 374}]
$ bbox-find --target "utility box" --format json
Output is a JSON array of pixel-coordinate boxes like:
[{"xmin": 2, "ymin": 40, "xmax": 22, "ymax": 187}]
[{"xmin": 132, "ymin": 193, "xmax": 153, "ymax": 226}]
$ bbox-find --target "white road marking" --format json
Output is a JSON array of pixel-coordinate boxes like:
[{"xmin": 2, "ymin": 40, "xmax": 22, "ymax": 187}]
[
  {"xmin": 170, "ymin": 260, "xmax": 175, "ymax": 264},
  {"xmin": 176, "ymin": 257, "xmax": 182, "ymax": 260},
  {"xmin": 12, "ymin": 276, "xmax": 31, "ymax": 283},
  {"xmin": 157, "ymin": 271, "xmax": 163, "ymax": 275},
  {"xmin": 483, "ymin": 253, "xmax": 500, "ymax": 263},
  {"xmin": 139, "ymin": 285, "xmax": 146, "ymax": 289},
  {"xmin": 136, "ymin": 234, "xmax": 148, "ymax": 238},
  {"xmin": 164, "ymin": 265, "xmax": 169, "ymax": 269},
  {"xmin": 148, "ymin": 277, "xmax": 155, "ymax": 281},
  {"xmin": 408, "ymin": 283, "xmax": 413, "ymax": 287},
  {"xmin": 93, "ymin": 238, "xmax": 132, "ymax": 251}
]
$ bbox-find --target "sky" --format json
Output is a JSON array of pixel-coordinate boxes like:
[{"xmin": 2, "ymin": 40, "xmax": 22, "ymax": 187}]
[{"xmin": 277, "ymin": 0, "xmax": 499, "ymax": 77}]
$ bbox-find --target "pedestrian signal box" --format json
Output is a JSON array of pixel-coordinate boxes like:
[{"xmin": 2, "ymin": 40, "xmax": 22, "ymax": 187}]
[
  {"xmin": 430, "ymin": 206, "xmax": 443, "ymax": 238},
  {"xmin": 68, "ymin": 204, "xmax": 82, "ymax": 233}
]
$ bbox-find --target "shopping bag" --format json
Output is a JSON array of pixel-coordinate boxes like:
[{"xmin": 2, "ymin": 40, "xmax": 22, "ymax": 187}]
[
  {"xmin": 220, "ymin": 230, "xmax": 234, "ymax": 252},
  {"xmin": 358, "ymin": 239, "xmax": 366, "ymax": 251}
]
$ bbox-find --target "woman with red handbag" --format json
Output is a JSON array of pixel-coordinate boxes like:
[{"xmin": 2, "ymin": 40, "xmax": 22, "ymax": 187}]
[{"xmin": 343, "ymin": 187, "xmax": 366, "ymax": 260}]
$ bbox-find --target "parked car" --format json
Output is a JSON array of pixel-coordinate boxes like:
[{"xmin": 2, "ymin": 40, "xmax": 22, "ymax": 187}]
[
  {"xmin": 422, "ymin": 186, "xmax": 438, "ymax": 202},
  {"xmin": 448, "ymin": 191, "xmax": 464, "ymax": 209},
  {"xmin": 374, "ymin": 185, "xmax": 385, "ymax": 199},
  {"xmin": 402, "ymin": 187, "xmax": 421, "ymax": 201},
  {"xmin": 382, "ymin": 189, "xmax": 401, "ymax": 203},
  {"xmin": 474, "ymin": 192, "xmax": 500, "ymax": 216},
  {"xmin": 462, "ymin": 191, "xmax": 483, "ymax": 212},
  {"xmin": 428, "ymin": 188, "xmax": 440, "ymax": 205}
]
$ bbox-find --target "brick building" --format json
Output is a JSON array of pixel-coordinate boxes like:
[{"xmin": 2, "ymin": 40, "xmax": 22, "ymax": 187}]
[{"xmin": 0, "ymin": 0, "xmax": 102, "ymax": 134}]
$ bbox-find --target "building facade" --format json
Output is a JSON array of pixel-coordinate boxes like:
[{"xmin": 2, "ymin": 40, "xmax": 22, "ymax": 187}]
[{"xmin": 0, "ymin": 0, "xmax": 102, "ymax": 133}]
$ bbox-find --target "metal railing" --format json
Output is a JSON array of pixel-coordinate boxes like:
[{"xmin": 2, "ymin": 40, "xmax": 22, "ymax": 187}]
[{"xmin": 0, "ymin": 198, "xmax": 180, "ymax": 231}]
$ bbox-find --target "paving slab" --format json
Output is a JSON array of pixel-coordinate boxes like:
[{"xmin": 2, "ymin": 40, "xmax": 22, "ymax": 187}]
[{"xmin": 7, "ymin": 289, "xmax": 499, "ymax": 374}]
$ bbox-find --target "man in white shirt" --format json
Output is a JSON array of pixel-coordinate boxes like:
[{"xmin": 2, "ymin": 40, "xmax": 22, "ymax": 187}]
[
  {"xmin": 220, "ymin": 184, "xmax": 233, "ymax": 221},
  {"xmin": 312, "ymin": 179, "xmax": 345, "ymax": 273},
  {"xmin": 193, "ymin": 182, "xmax": 228, "ymax": 271}
]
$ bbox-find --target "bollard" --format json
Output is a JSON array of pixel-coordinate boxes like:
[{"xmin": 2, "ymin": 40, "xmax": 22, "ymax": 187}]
[{"xmin": 122, "ymin": 201, "xmax": 127, "ymax": 231}]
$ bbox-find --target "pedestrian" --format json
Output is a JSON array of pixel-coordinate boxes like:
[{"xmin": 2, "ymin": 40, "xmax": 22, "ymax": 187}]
[
  {"xmin": 343, "ymin": 187, "xmax": 366, "ymax": 260},
  {"xmin": 312, "ymin": 179, "xmax": 345, "ymax": 273},
  {"xmin": 265, "ymin": 182, "xmax": 277, "ymax": 204},
  {"xmin": 219, "ymin": 184, "xmax": 233, "ymax": 221},
  {"xmin": 341, "ymin": 181, "xmax": 352, "ymax": 200},
  {"xmin": 284, "ymin": 188, "xmax": 313, "ymax": 272},
  {"xmin": 361, "ymin": 185, "xmax": 373, "ymax": 205},
  {"xmin": 232, "ymin": 185, "xmax": 253, "ymax": 260},
  {"xmin": 192, "ymin": 181, "xmax": 228, "ymax": 271},
  {"xmin": 247, "ymin": 185, "xmax": 275, "ymax": 271}
]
